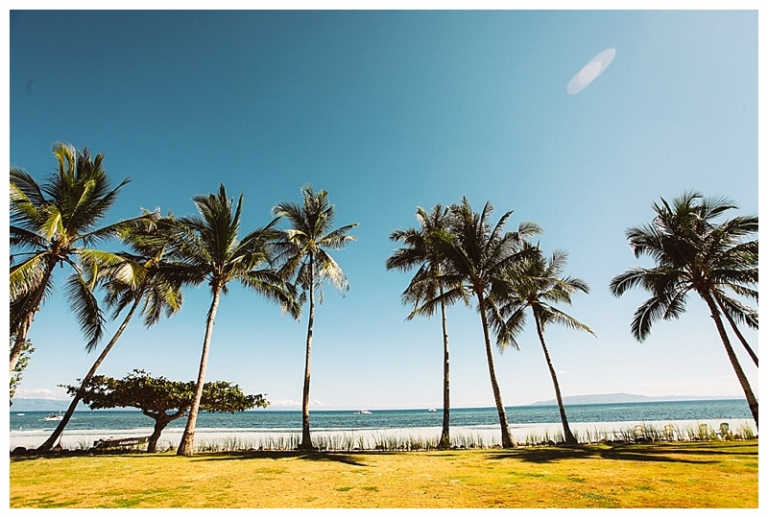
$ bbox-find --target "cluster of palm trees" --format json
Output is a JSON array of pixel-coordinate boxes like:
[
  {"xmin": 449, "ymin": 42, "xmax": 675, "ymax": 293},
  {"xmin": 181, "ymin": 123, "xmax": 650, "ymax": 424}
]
[
  {"xmin": 9, "ymin": 143, "xmax": 758, "ymax": 454},
  {"xmin": 387, "ymin": 199, "xmax": 594, "ymax": 447},
  {"xmin": 10, "ymin": 143, "xmax": 356, "ymax": 455}
]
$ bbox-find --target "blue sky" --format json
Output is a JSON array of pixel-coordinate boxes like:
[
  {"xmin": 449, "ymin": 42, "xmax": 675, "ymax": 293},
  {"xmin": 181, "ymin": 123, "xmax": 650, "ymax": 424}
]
[{"xmin": 6, "ymin": 8, "xmax": 759, "ymax": 411}]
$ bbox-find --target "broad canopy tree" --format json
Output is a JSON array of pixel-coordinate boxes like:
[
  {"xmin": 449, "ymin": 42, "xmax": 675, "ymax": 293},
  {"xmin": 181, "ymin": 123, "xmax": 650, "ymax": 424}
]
[{"xmin": 65, "ymin": 370, "xmax": 266, "ymax": 452}]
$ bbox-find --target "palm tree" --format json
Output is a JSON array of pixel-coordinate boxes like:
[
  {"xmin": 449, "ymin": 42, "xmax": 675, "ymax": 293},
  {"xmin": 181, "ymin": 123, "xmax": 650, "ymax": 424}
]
[
  {"xmin": 37, "ymin": 215, "xmax": 184, "ymax": 451},
  {"xmin": 496, "ymin": 245, "xmax": 594, "ymax": 445},
  {"xmin": 173, "ymin": 184, "xmax": 301, "ymax": 456},
  {"xmin": 609, "ymin": 191, "xmax": 758, "ymax": 426},
  {"xmin": 386, "ymin": 204, "xmax": 463, "ymax": 449},
  {"xmin": 421, "ymin": 197, "xmax": 541, "ymax": 448},
  {"xmin": 10, "ymin": 142, "xmax": 151, "ymax": 376},
  {"xmin": 272, "ymin": 186, "xmax": 357, "ymax": 450}
]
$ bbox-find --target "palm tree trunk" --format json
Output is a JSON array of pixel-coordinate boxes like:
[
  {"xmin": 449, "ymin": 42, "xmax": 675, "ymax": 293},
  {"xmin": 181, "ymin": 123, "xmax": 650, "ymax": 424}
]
[
  {"xmin": 37, "ymin": 294, "xmax": 143, "ymax": 451},
  {"xmin": 534, "ymin": 312, "xmax": 577, "ymax": 445},
  {"xmin": 438, "ymin": 293, "xmax": 451, "ymax": 449},
  {"xmin": 715, "ymin": 296, "xmax": 758, "ymax": 367},
  {"xmin": 178, "ymin": 286, "xmax": 222, "ymax": 456},
  {"xmin": 300, "ymin": 258, "xmax": 315, "ymax": 451},
  {"xmin": 477, "ymin": 292, "xmax": 515, "ymax": 448},
  {"xmin": 702, "ymin": 291, "xmax": 758, "ymax": 428}
]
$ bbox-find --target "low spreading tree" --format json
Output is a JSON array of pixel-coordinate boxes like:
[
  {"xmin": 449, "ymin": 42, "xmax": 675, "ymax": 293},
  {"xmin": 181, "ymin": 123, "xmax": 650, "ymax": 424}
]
[{"xmin": 64, "ymin": 370, "xmax": 267, "ymax": 452}]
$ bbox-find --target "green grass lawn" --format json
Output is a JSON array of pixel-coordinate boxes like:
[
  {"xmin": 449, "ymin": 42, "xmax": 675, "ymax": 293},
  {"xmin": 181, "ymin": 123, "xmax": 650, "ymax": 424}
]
[{"xmin": 10, "ymin": 440, "xmax": 758, "ymax": 508}]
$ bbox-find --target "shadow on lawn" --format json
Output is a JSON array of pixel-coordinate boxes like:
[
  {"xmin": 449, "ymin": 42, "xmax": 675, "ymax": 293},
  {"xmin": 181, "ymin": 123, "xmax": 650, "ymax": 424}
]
[
  {"xmin": 486, "ymin": 442, "xmax": 757, "ymax": 465},
  {"xmin": 194, "ymin": 450, "xmax": 380, "ymax": 467}
]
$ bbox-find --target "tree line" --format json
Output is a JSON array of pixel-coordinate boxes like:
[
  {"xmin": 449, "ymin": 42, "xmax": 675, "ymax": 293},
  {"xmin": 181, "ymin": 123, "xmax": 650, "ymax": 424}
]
[{"xmin": 9, "ymin": 143, "xmax": 758, "ymax": 454}]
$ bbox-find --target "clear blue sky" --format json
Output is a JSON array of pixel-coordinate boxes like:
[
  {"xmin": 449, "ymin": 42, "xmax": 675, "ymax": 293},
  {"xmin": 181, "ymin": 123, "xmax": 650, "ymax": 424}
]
[{"xmin": 6, "ymin": 8, "xmax": 759, "ymax": 410}]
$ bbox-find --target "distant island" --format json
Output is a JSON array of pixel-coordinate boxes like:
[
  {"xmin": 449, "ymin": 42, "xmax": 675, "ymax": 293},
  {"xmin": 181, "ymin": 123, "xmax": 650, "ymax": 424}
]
[{"xmin": 528, "ymin": 393, "xmax": 742, "ymax": 406}]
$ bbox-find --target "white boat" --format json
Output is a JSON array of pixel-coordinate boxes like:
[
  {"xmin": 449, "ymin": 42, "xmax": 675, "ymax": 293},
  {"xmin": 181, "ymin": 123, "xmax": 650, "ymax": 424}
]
[
  {"xmin": 356, "ymin": 410, "xmax": 372, "ymax": 415},
  {"xmin": 43, "ymin": 412, "xmax": 64, "ymax": 421},
  {"xmin": 428, "ymin": 408, "xmax": 437, "ymax": 413},
  {"xmin": 16, "ymin": 413, "xmax": 25, "ymax": 416}
]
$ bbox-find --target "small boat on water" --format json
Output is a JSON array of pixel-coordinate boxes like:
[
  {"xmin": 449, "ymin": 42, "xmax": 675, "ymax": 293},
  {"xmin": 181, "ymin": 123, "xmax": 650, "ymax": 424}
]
[
  {"xmin": 43, "ymin": 412, "xmax": 64, "ymax": 421},
  {"xmin": 356, "ymin": 410, "xmax": 372, "ymax": 415},
  {"xmin": 428, "ymin": 408, "xmax": 437, "ymax": 413},
  {"xmin": 16, "ymin": 413, "xmax": 25, "ymax": 416}
]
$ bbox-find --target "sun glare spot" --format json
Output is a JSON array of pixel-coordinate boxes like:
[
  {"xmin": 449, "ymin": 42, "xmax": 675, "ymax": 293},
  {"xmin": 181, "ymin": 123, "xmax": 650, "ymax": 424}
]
[{"xmin": 567, "ymin": 48, "xmax": 616, "ymax": 95}]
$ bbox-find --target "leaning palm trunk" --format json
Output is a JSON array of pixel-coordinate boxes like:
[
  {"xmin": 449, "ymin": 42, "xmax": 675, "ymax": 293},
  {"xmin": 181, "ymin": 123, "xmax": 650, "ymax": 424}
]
[
  {"xmin": 438, "ymin": 294, "xmax": 451, "ymax": 449},
  {"xmin": 38, "ymin": 295, "xmax": 143, "ymax": 450},
  {"xmin": 178, "ymin": 288, "xmax": 222, "ymax": 456},
  {"xmin": 534, "ymin": 313, "xmax": 577, "ymax": 445},
  {"xmin": 715, "ymin": 296, "xmax": 758, "ymax": 367},
  {"xmin": 300, "ymin": 262, "xmax": 316, "ymax": 450},
  {"xmin": 477, "ymin": 293, "xmax": 515, "ymax": 448},
  {"xmin": 702, "ymin": 291, "xmax": 758, "ymax": 428}
]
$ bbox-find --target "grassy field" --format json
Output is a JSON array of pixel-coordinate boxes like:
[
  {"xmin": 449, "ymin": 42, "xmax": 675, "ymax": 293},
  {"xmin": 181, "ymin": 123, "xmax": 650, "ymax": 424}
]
[{"xmin": 10, "ymin": 440, "xmax": 758, "ymax": 508}]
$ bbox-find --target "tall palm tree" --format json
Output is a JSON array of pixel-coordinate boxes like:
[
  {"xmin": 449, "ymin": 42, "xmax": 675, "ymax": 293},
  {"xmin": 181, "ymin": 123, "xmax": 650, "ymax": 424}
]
[
  {"xmin": 421, "ymin": 197, "xmax": 541, "ymax": 448},
  {"xmin": 174, "ymin": 185, "xmax": 301, "ymax": 456},
  {"xmin": 272, "ymin": 186, "xmax": 357, "ymax": 451},
  {"xmin": 610, "ymin": 191, "xmax": 758, "ymax": 426},
  {"xmin": 386, "ymin": 204, "xmax": 463, "ymax": 449},
  {"xmin": 496, "ymin": 245, "xmax": 594, "ymax": 445},
  {"xmin": 37, "ymin": 215, "xmax": 183, "ymax": 451},
  {"xmin": 10, "ymin": 142, "xmax": 150, "ymax": 376}
]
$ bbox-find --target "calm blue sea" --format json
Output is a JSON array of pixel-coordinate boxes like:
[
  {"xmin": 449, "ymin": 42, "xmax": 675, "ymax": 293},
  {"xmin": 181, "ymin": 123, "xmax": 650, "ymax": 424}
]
[{"xmin": 9, "ymin": 399, "xmax": 751, "ymax": 435}]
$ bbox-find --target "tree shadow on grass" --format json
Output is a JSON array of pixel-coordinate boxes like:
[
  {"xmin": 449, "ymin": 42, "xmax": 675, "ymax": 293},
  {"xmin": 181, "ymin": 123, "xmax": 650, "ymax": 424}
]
[
  {"xmin": 484, "ymin": 442, "xmax": 756, "ymax": 465},
  {"xmin": 193, "ymin": 450, "xmax": 386, "ymax": 466}
]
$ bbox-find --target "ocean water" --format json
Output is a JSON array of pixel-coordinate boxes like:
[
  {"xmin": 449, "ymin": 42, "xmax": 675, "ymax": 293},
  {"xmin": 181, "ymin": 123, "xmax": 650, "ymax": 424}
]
[{"xmin": 9, "ymin": 399, "xmax": 752, "ymax": 436}]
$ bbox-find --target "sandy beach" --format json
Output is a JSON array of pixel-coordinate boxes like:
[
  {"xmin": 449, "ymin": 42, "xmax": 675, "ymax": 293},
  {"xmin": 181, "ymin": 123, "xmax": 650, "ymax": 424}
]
[{"xmin": 9, "ymin": 418, "xmax": 755, "ymax": 451}]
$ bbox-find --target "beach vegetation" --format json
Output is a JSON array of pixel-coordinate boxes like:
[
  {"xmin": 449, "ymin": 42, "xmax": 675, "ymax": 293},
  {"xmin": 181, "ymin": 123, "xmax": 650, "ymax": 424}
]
[
  {"xmin": 167, "ymin": 184, "xmax": 300, "ymax": 456},
  {"xmin": 610, "ymin": 191, "xmax": 759, "ymax": 426},
  {"xmin": 9, "ymin": 143, "xmax": 155, "ymax": 376},
  {"xmin": 10, "ymin": 338, "xmax": 34, "ymax": 402},
  {"xmin": 272, "ymin": 186, "xmax": 358, "ymax": 451},
  {"xmin": 62, "ymin": 369, "xmax": 267, "ymax": 452},
  {"xmin": 387, "ymin": 204, "xmax": 462, "ymax": 449}
]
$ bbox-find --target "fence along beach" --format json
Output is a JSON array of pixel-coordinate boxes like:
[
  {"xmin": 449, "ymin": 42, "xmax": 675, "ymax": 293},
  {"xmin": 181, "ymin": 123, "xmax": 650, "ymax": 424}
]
[{"xmin": 9, "ymin": 399, "xmax": 755, "ymax": 451}]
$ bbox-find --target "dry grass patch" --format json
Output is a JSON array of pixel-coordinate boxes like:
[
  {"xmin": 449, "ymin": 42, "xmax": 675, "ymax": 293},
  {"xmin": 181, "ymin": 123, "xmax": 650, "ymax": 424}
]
[{"xmin": 10, "ymin": 440, "xmax": 758, "ymax": 508}]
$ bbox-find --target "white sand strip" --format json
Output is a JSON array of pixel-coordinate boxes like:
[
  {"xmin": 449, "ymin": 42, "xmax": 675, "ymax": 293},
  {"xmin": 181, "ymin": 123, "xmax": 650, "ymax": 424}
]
[{"xmin": 9, "ymin": 418, "xmax": 756, "ymax": 451}]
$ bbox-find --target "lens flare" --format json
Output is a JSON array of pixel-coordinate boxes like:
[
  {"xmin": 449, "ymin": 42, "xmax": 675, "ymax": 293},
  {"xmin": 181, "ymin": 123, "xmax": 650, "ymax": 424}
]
[{"xmin": 567, "ymin": 48, "xmax": 616, "ymax": 95}]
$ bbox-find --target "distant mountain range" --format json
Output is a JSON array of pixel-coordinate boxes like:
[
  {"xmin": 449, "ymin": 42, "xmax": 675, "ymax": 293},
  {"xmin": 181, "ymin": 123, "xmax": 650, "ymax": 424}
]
[{"xmin": 528, "ymin": 393, "xmax": 741, "ymax": 406}]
